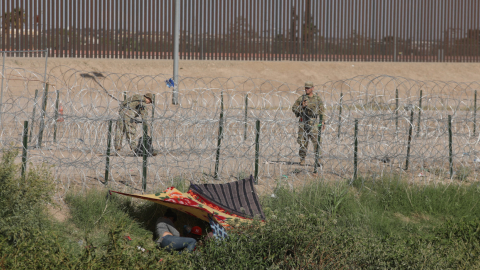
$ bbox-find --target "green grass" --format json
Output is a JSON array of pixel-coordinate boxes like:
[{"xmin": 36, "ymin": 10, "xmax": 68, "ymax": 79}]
[{"xmin": 1, "ymin": 148, "xmax": 480, "ymax": 269}]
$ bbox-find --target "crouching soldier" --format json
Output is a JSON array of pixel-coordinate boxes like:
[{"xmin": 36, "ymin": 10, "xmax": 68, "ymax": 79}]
[{"xmin": 114, "ymin": 93, "xmax": 153, "ymax": 155}]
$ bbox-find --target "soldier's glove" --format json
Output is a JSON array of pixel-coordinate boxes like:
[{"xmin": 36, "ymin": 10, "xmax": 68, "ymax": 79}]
[{"xmin": 130, "ymin": 118, "xmax": 143, "ymax": 124}]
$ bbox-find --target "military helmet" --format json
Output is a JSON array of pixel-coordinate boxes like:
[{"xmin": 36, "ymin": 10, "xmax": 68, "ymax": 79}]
[
  {"xmin": 144, "ymin": 93, "xmax": 153, "ymax": 101},
  {"xmin": 305, "ymin": 81, "xmax": 314, "ymax": 88}
]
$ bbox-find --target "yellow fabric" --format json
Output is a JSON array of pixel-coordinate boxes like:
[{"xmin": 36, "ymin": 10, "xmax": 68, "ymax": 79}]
[{"xmin": 112, "ymin": 187, "xmax": 253, "ymax": 227}]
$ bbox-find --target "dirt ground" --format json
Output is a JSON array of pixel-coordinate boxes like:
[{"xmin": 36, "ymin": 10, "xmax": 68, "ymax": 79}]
[{"xmin": 4, "ymin": 57, "xmax": 480, "ymax": 86}]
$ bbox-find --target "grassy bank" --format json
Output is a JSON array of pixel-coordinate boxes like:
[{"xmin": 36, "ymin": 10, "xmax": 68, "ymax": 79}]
[{"xmin": 1, "ymin": 149, "xmax": 480, "ymax": 269}]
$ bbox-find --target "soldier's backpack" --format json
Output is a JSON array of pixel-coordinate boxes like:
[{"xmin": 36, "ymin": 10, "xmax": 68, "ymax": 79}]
[{"xmin": 134, "ymin": 135, "xmax": 155, "ymax": 157}]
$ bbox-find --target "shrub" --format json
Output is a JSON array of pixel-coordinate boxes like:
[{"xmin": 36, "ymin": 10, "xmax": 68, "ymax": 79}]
[{"xmin": 0, "ymin": 148, "xmax": 54, "ymax": 243}]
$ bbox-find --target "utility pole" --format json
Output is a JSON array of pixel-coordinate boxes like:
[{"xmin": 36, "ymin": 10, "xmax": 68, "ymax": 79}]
[{"xmin": 172, "ymin": 0, "xmax": 180, "ymax": 105}]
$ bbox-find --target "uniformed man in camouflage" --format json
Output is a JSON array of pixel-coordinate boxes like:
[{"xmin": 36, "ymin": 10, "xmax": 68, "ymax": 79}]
[
  {"xmin": 292, "ymin": 81, "xmax": 324, "ymax": 166},
  {"xmin": 114, "ymin": 93, "xmax": 153, "ymax": 154}
]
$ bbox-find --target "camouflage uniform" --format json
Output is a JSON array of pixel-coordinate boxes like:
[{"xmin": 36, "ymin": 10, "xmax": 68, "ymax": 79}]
[
  {"xmin": 292, "ymin": 93, "xmax": 324, "ymax": 162},
  {"xmin": 114, "ymin": 94, "xmax": 150, "ymax": 151}
]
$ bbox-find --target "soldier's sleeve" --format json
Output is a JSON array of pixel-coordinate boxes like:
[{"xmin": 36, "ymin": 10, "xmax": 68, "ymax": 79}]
[
  {"xmin": 139, "ymin": 98, "xmax": 148, "ymax": 120},
  {"xmin": 292, "ymin": 96, "xmax": 302, "ymax": 117}
]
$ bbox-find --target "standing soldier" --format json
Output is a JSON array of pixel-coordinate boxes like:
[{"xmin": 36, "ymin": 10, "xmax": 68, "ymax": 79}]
[
  {"xmin": 292, "ymin": 82, "xmax": 324, "ymax": 166},
  {"xmin": 114, "ymin": 93, "xmax": 153, "ymax": 154}
]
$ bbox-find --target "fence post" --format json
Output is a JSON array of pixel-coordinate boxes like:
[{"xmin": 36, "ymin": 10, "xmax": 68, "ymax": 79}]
[
  {"xmin": 449, "ymin": 115, "xmax": 453, "ymax": 179},
  {"xmin": 474, "ymin": 90, "xmax": 477, "ymax": 136},
  {"xmin": 123, "ymin": 91, "xmax": 127, "ymax": 101},
  {"xmin": 214, "ymin": 92, "xmax": 224, "ymax": 179},
  {"xmin": 36, "ymin": 83, "xmax": 49, "ymax": 148},
  {"xmin": 416, "ymin": 90, "xmax": 422, "ymax": 137},
  {"xmin": 395, "ymin": 89, "xmax": 399, "ymax": 135},
  {"xmin": 53, "ymin": 90, "xmax": 60, "ymax": 143},
  {"xmin": 0, "ymin": 52, "xmax": 5, "ymax": 130},
  {"xmin": 21, "ymin": 121, "xmax": 29, "ymax": 179},
  {"xmin": 244, "ymin": 94, "xmax": 248, "ymax": 141},
  {"xmin": 254, "ymin": 119, "xmax": 260, "ymax": 184},
  {"xmin": 338, "ymin": 92, "xmax": 343, "ymax": 138},
  {"xmin": 142, "ymin": 122, "xmax": 148, "ymax": 191},
  {"xmin": 353, "ymin": 119, "xmax": 358, "ymax": 182},
  {"xmin": 151, "ymin": 94, "xmax": 155, "ymax": 140},
  {"xmin": 104, "ymin": 120, "xmax": 113, "ymax": 185},
  {"xmin": 405, "ymin": 109, "xmax": 414, "ymax": 170},
  {"xmin": 29, "ymin": 89, "xmax": 39, "ymax": 143},
  {"xmin": 314, "ymin": 114, "xmax": 323, "ymax": 174}
]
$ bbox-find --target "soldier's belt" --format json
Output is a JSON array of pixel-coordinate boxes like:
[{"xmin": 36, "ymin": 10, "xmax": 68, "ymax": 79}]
[{"xmin": 130, "ymin": 118, "xmax": 143, "ymax": 124}]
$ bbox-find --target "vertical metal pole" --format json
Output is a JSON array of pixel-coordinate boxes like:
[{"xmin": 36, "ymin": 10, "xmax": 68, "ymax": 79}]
[
  {"xmin": 474, "ymin": 90, "xmax": 477, "ymax": 136},
  {"xmin": 449, "ymin": 115, "xmax": 453, "ymax": 179},
  {"xmin": 353, "ymin": 119, "xmax": 358, "ymax": 181},
  {"xmin": 151, "ymin": 94, "xmax": 155, "ymax": 138},
  {"xmin": 254, "ymin": 119, "xmax": 260, "ymax": 184},
  {"xmin": 395, "ymin": 89, "xmax": 399, "ymax": 134},
  {"xmin": 337, "ymin": 92, "xmax": 343, "ymax": 138},
  {"xmin": 244, "ymin": 94, "xmax": 248, "ymax": 141},
  {"xmin": 0, "ymin": 52, "xmax": 5, "ymax": 130},
  {"xmin": 405, "ymin": 109, "xmax": 414, "ymax": 171},
  {"xmin": 172, "ymin": 0, "xmax": 180, "ymax": 105},
  {"xmin": 214, "ymin": 92, "xmax": 224, "ymax": 179},
  {"xmin": 314, "ymin": 114, "xmax": 323, "ymax": 173},
  {"xmin": 104, "ymin": 120, "xmax": 113, "ymax": 184},
  {"xmin": 53, "ymin": 90, "xmax": 60, "ymax": 143},
  {"xmin": 21, "ymin": 121, "xmax": 29, "ymax": 179},
  {"xmin": 123, "ymin": 91, "xmax": 127, "ymax": 101},
  {"xmin": 416, "ymin": 90, "xmax": 423, "ymax": 137},
  {"xmin": 37, "ymin": 83, "xmax": 49, "ymax": 148},
  {"xmin": 142, "ymin": 122, "xmax": 148, "ymax": 191},
  {"xmin": 43, "ymin": 49, "xmax": 49, "ymax": 85},
  {"xmin": 29, "ymin": 89, "xmax": 39, "ymax": 143}
]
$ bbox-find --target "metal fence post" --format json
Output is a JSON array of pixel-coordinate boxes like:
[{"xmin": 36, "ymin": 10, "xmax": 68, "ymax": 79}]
[
  {"xmin": 338, "ymin": 92, "xmax": 343, "ymax": 138},
  {"xmin": 214, "ymin": 92, "xmax": 224, "ymax": 179},
  {"xmin": 254, "ymin": 119, "xmax": 260, "ymax": 184},
  {"xmin": 53, "ymin": 90, "xmax": 60, "ymax": 143},
  {"xmin": 395, "ymin": 89, "xmax": 399, "ymax": 135},
  {"xmin": 244, "ymin": 94, "xmax": 248, "ymax": 141},
  {"xmin": 314, "ymin": 114, "xmax": 323, "ymax": 174},
  {"xmin": 416, "ymin": 90, "xmax": 422, "ymax": 137},
  {"xmin": 21, "ymin": 121, "xmax": 29, "ymax": 179},
  {"xmin": 449, "ymin": 115, "xmax": 453, "ymax": 179},
  {"xmin": 0, "ymin": 52, "xmax": 5, "ymax": 130},
  {"xmin": 353, "ymin": 119, "xmax": 358, "ymax": 181},
  {"xmin": 405, "ymin": 109, "xmax": 414, "ymax": 170},
  {"xmin": 151, "ymin": 94, "xmax": 155, "ymax": 140},
  {"xmin": 104, "ymin": 120, "xmax": 113, "ymax": 185},
  {"xmin": 142, "ymin": 122, "xmax": 148, "ymax": 191},
  {"xmin": 37, "ymin": 83, "xmax": 49, "ymax": 148},
  {"xmin": 474, "ymin": 90, "xmax": 477, "ymax": 136},
  {"xmin": 29, "ymin": 89, "xmax": 39, "ymax": 143}
]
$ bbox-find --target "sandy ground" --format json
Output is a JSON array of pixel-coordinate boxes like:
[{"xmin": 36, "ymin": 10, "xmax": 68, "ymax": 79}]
[{"xmin": 4, "ymin": 57, "xmax": 480, "ymax": 85}]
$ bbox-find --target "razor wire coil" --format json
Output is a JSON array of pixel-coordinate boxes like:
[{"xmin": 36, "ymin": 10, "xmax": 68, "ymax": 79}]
[{"xmin": 1, "ymin": 65, "xmax": 480, "ymax": 196}]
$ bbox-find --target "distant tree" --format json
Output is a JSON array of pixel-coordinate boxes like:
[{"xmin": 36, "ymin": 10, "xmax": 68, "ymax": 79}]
[
  {"xmin": 229, "ymin": 17, "xmax": 258, "ymax": 54},
  {"xmin": 3, "ymin": 8, "xmax": 26, "ymax": 30}
]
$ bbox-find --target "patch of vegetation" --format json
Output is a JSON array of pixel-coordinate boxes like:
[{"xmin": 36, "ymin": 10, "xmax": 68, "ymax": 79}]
[{"xmin": 2, "ymin": 148, "xmax": 480, "ymax": 269}]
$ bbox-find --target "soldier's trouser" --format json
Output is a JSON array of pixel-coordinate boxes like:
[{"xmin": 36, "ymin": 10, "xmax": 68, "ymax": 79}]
[
  {"xmin": 297, "ymin": 125, "xmax": 320, "ymax": 160},
  {"xmin": 114, "ymin": 110, "xmax": 138, "ymax": 151}
]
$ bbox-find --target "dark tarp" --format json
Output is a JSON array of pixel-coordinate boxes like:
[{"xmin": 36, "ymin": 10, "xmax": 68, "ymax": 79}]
[{"xmin": 188, "ymin": 175, "xmax": 265, "ymax": 220}]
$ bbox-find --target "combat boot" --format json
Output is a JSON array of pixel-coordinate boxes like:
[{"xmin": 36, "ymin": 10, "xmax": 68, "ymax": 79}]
[{"xmin": 299, "ymin": 159, "xmax": 305, "ymax": 166}]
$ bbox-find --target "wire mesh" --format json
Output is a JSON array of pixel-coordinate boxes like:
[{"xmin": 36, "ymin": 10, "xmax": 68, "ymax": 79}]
[{"xmin": 1, "ymin": 65, "xmax": 480, "ymax": 196}]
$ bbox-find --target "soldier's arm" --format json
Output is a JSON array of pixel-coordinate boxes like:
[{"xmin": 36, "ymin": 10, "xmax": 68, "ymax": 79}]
[
  {"xmin": 139, "ymin": 99, "xmax": 148, "ymax": 120},
  {"xmin": 292, "ymin": 96, "xmax": 303, "ymax": 116}
]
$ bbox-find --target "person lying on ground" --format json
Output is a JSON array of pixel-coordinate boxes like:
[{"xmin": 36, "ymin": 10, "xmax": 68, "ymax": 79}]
[{"xmin": 155, "ymin": 209, "xmax": 197, "ymax": 253}]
